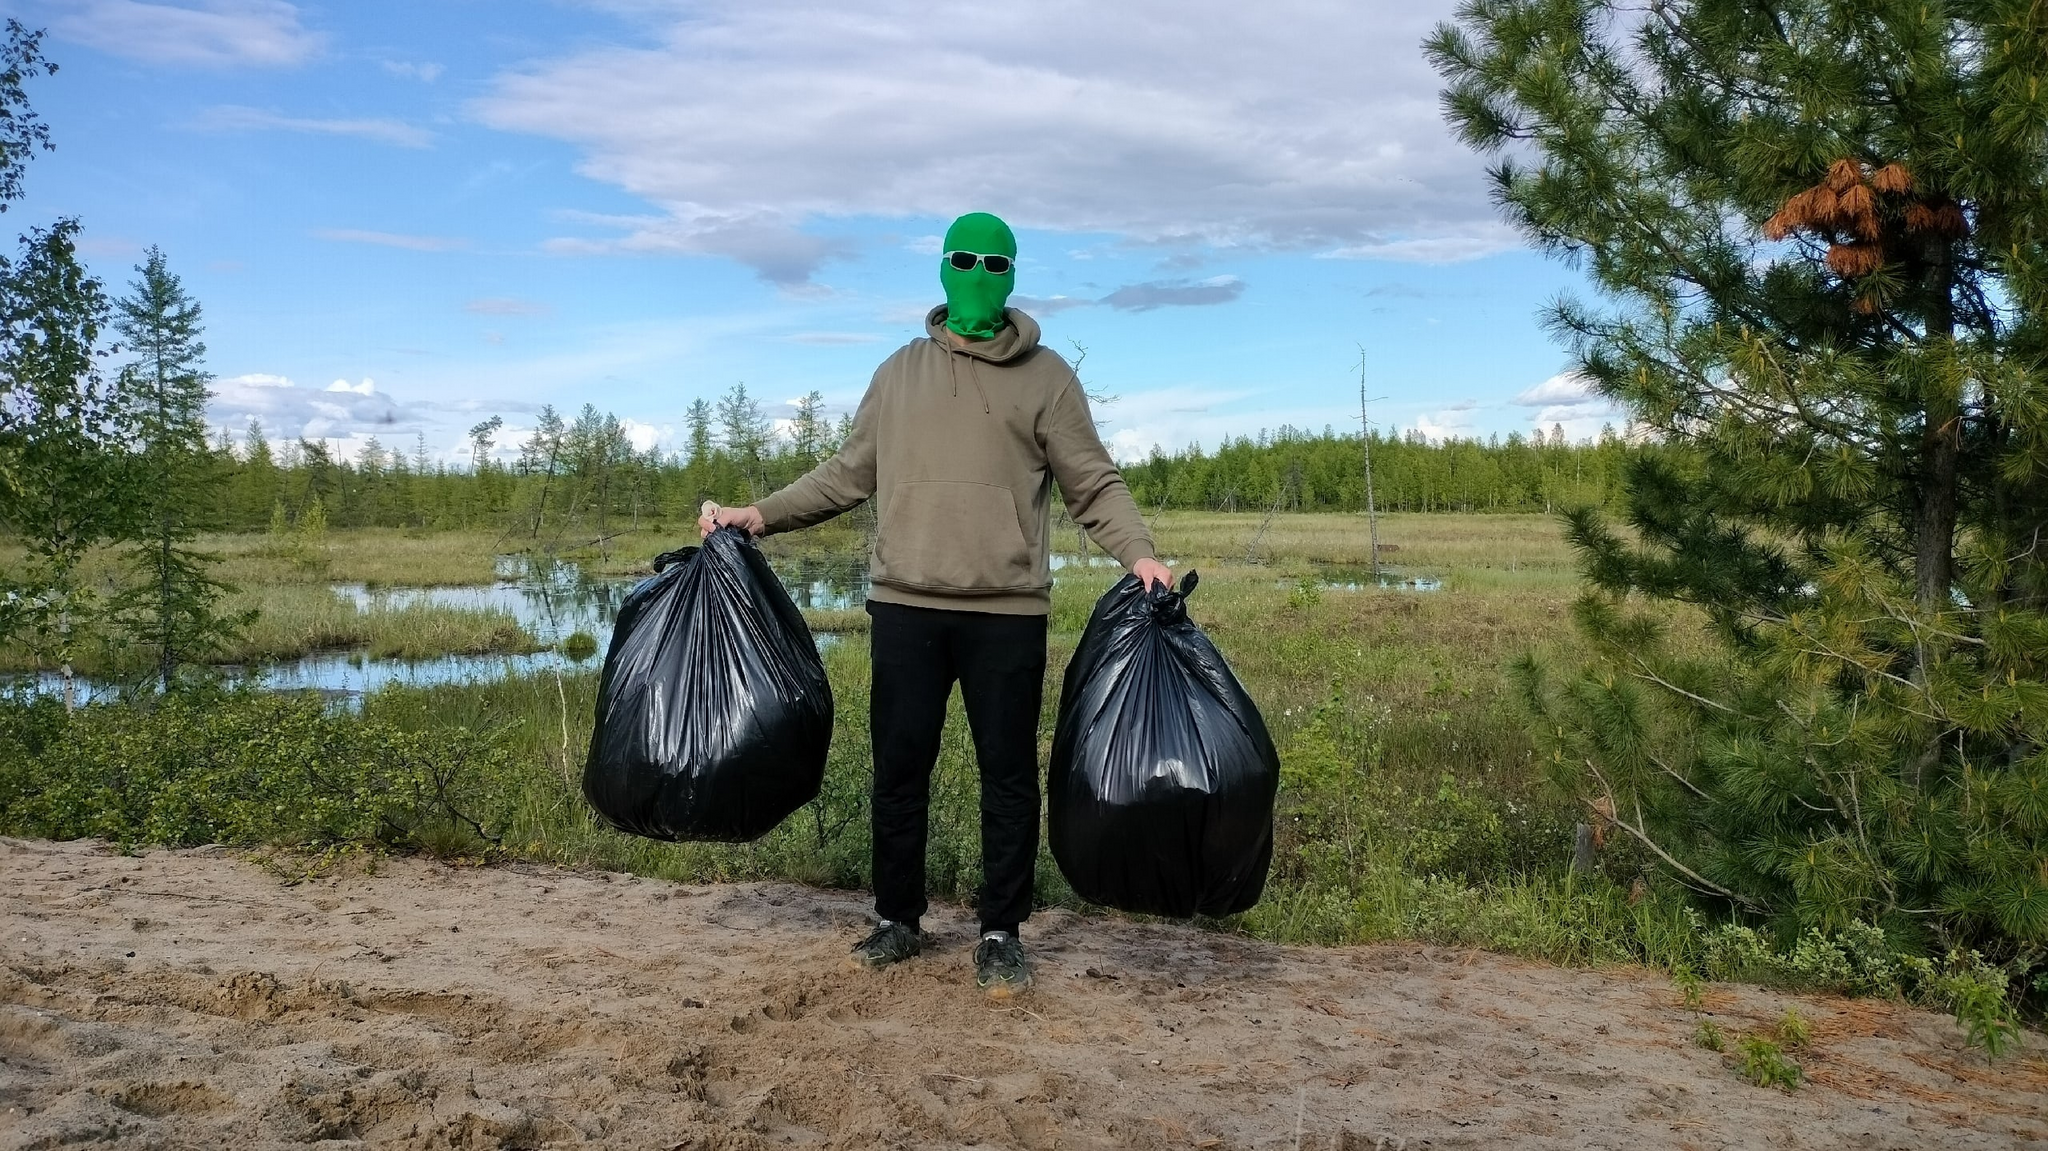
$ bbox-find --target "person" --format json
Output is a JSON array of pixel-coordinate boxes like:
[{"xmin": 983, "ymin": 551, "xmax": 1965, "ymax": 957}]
[{"xmin": 699, "ymin": 211, "xmax": 1170, "ymax": 998}]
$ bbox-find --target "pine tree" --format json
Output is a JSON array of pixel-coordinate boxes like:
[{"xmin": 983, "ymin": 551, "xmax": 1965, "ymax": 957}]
[
  {"xmin": 108, "ymin": 246, "xmax": 243, "ymax": 688},
  {"xmin": 790, "ymin": 389, "xmax": 827, "ymax": 468},
  {"xmin": 519, "ymin": 404, "xmax": 565, "ymax": 537},
  {"xmin": 467, "ymin": 415, "xmax": 502, "ymax": 472},
  {"xmin": 716, "ymin": 381, "xmax": 769, "ymax": 463},
  {"xmin": 1434, "ymin": 0, "xmax": 2048, "ymax": 956},
  {"xmin": 684, "ymin": 397, "xmax": 713, "ymax": 468},
  {"xmin": 716, "ymin": 382, "xmax": 771, "ymax": 501}
]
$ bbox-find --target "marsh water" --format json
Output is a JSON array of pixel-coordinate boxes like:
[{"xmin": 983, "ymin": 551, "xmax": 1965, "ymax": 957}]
[{"xmin": 4, "ymin": 551, "xmax": 1435, "ymax": 702}]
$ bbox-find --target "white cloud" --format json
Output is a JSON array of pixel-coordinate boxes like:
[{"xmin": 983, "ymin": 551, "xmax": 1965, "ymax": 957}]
[
  {"xmin": 1407, "ymin": 407, "xmax": 1482, "ymax": 442},
  {"xmin": 619, "ymin": 419, "xmax": 670, "ymax": 453},
  {"xmin": 1513, "ymin": 371, "xmax": 1599, "ymax": 406},
  {"xmin": 1096, "ymin": 387, "xmax": 1357, "ymax": 463},
  {"xmin": 470, "ymin": 0, "xmax": 1505, "ymax": 284},
  {"xmin": 539, "ymin": 210, "xmax": 854, "ymax": 286},
  {"xmin": 196, "ymin": 104, "xmax": 432, "ymax": 148},
  {"xmin": 49, "ymin": 0, "xmax": 320, "ymax": 68},
  {"xmin": 312, "ymin": 228, "xmax": 470, "ymax": 252},
  {"xmin": 1011, "ymin": 294, "xmax": 1093, "ymax": 316},
  {"xmin": 383, "ymin": 60, "xmax": 443, "ymax": 82},
  {"xmin": 1511, "ymin": 370, "xmax": 1619, "ymax": 439},
  {"xmin": 1321, "ymin": 226, "xmax": 1523, "ymax": 264},
  {"xmin": 1529, "ymin": 403, "xmax": 1622, "ymax": 442},
  {"xmin": 1099, "ymin": 276, "xmax": 1245, "ymax": 312},
  {"xmin": 210, "ymin": 372, "xmax": 426, "ymax": 443},
  {"xmin": 464, "ymin": 297, "xmax": 552, "ymax": 316}
]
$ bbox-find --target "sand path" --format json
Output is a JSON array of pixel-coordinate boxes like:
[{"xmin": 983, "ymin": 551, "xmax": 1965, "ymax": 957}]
[{"xmin": 1, "ymin": 837, "xmax": 2042, "ymax": 1149}]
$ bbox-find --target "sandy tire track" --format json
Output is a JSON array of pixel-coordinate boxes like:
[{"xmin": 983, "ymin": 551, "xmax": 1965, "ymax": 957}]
[{"xmin": 2, "ymin": 837, "xmax": 2043, "ymax": 1149}]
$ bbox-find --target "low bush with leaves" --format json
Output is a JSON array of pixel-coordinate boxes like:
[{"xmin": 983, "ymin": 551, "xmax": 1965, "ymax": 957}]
[
  {"xmin": 0, "ymin": 689, "xmax": 513, "ymax": 854},
  {"xmin": 1738, "ymin": 1035, "xmax": 1802, "ymax": 1091}
]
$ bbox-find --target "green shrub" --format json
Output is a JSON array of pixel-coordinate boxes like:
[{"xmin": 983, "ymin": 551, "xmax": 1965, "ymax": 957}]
[
  {"xmin": 1697, "ymin": 918, "xmax": 2029, "ymax": 1055},
  {"xmin": 1775, "ymin": 1008, "xmax": 1810, "ymax": 1048},
  {"xmin": 0, "ymin": 689, "xmax": 513, "ymax": 854},
  {"xmin": 1737, "ymin": 1035, "xmax": 1801, "ymax": 1091}
]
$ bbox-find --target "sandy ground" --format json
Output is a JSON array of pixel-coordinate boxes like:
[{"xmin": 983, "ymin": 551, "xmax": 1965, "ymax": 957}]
[{"xmin": 1, "ymin": 838, "xmax": 2043, "ymax": 1151}]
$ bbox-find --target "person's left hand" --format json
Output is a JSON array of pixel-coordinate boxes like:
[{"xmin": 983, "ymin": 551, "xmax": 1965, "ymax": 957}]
[{"xmin": 1132, "ymin": 556, "xmax": 1172, "ymax": 591}]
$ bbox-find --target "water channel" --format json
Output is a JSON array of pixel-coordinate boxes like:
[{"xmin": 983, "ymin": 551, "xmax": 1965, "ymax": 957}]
[{"xmin": 3, "ymin": 551, "xmax": 1437, "ymax": 702}]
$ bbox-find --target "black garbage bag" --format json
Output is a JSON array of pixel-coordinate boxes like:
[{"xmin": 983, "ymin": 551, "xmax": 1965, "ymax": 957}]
[
  {"xmin": 581, "ymin": 526, "xmax": 833, "ymax": 842},
  {"xmin": 1048, "ymin": 571, "xmax": 1279, "ymax": 918}
]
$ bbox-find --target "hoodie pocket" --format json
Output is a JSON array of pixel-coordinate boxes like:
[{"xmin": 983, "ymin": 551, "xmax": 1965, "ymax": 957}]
[{"xmin": 878, "ymin": 481, "xmax": 1035, "ymax": 593}]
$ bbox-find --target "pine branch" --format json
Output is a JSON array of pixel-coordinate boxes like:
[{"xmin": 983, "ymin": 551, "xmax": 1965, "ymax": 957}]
[
  {"xmin": 1584, "ymin": 758, "xmax": 1766, "ymax": 912},
  {"xmin": 1625, "ymin": 657, "xmax": 1750, "ymax": 717}
]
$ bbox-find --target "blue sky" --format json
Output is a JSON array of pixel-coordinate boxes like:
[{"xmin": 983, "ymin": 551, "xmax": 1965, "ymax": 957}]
[{"xmin": 10, "ymin": 0, "xmax": 1620, "ymax": 465}]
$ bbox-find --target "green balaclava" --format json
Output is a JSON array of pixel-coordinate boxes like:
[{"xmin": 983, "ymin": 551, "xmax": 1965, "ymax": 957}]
[{"xmin": 939, "ymin": 212, "xmax": 1017, "ymax": 340}]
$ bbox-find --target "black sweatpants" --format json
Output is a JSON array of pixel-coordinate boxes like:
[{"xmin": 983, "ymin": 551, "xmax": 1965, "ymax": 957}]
[{"xmin": 867, "ymin": 600, "xmax": 1047, "ymax": 937}]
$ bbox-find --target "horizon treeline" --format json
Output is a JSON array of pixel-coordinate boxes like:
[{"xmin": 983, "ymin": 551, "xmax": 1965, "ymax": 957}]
[{"xmin": 202, "ymin": 388, "xmax": 1634, "ymax": 539}]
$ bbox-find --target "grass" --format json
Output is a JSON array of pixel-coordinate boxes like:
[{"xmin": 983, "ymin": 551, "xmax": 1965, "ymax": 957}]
[
  {"xmin": 325, "ymin": 511, "xmax": 1712, "ymax": 970},
  {"xmin": 13, "ymin": 511, "xmax": 2039, "ymax": 1048},
  {"xmin": 209, "ymin": 529, "xmax": 518, "ymax": 587},
  {"xmin": 0, "ymin": 584, "xmax": 538, "ymax": 675},
  {"xmin": 1152, "ymin": 510, "xmax": 1583, "ymax": 579},
  {"xmin": 2, "ymin": 512, "xmax": 1713, "ymax": 970}
]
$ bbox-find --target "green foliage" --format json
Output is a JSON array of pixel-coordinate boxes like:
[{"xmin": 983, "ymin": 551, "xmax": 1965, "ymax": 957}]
[
  {"xmin": 1948, "ymin": 978, "xmax": 2021, "ymax": 1059},
  {"xmin": 1693, "ymin": 1018, "xmax": 1725, "ymax": 1051},
  {"xmin": 1697, "ymin": 918, "xmax": 2028, "ymax": 1054},
  {"xmin": 1287, "ymin": 577, "xmax": 1322, "ymax": 610},
  {"xmin": 1776, "ymin": 1008, "xmax": 1811, "ymax": 1049},
  {"xmin": 1738, "ymin": 1035, "xmax": 1802, "ymax": 1091},
  {"xmin": 1440, "ymin": 0, "xmax": 2048, "ymax": 971},
  {"xmin": 0, "ymin": 27, "xmax": 109, "ymax": 697},
  {"xmin": 1120, "ymin": 425, "xmax": 1631, "ymax": 515},
  {"xmin": 1673, "ymin": 965, "xmax": 1706, "ymax": 1010},
  {"xmin": 0, "ymin": 219, "xmax": 119, "ymax": 687},
  {"xmin": 0, "ymin": 690, "xmax": 513, "ymax": 853},
  {"xmin": 178, "ymin": 414, "xmax": 1639, "ymax": 538},
  {"xmin": 108, "ymin": 246, "xmax": 245, "ymax": 686},
  {"xmin": 0, "ymin": 20, "xmax": 53, "ymax": 209}
]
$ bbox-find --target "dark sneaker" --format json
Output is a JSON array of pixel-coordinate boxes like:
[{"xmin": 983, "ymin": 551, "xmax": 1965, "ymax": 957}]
[
  {"xmin": 850, "ymin": 920, "xmax": 921, "ymax": 969},
  {"xmin": 974, "ymin": 932, "xmax": 1031, "ymax": 999}
]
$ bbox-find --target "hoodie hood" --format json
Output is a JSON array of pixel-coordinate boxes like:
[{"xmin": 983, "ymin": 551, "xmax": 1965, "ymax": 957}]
[{"xmin": 926, "ymin": 305, "xmax": 1040, "ymax": 364}]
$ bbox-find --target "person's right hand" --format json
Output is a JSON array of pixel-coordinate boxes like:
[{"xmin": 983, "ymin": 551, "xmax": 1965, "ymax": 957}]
[{"xmin": 698, "ymin": 503, "xmax": 765, "ymax": 538}]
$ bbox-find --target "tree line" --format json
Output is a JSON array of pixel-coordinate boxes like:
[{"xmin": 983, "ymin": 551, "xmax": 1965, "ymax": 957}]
[{"xmin": 200, "ymin": 410, "xmax": 1633, "ymax": 537}]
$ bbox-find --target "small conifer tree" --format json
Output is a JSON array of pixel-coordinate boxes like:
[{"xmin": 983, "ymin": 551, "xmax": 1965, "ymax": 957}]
[
  {"xmin": 109, "ymin": 246, "xmax": 244, "ymax": 688},
  {"xmin": 1431, "ymin": 0, "xmax": 2048, "ymax": 963}
]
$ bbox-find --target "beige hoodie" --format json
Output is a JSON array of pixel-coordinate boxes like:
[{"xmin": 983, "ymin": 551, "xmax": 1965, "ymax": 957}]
[{"xmin": 754, "ymin": 306, "xmax": 1154, "ymax": 615}]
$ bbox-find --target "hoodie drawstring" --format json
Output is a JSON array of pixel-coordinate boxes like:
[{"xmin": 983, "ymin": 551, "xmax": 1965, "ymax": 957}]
[
  {"xmin": 967, "ymin": 357, "xmax": 991, "ymax": 414},
  {"xmin": 946, "ymin": 349, "xmax": 992, "ymax": 414}
]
